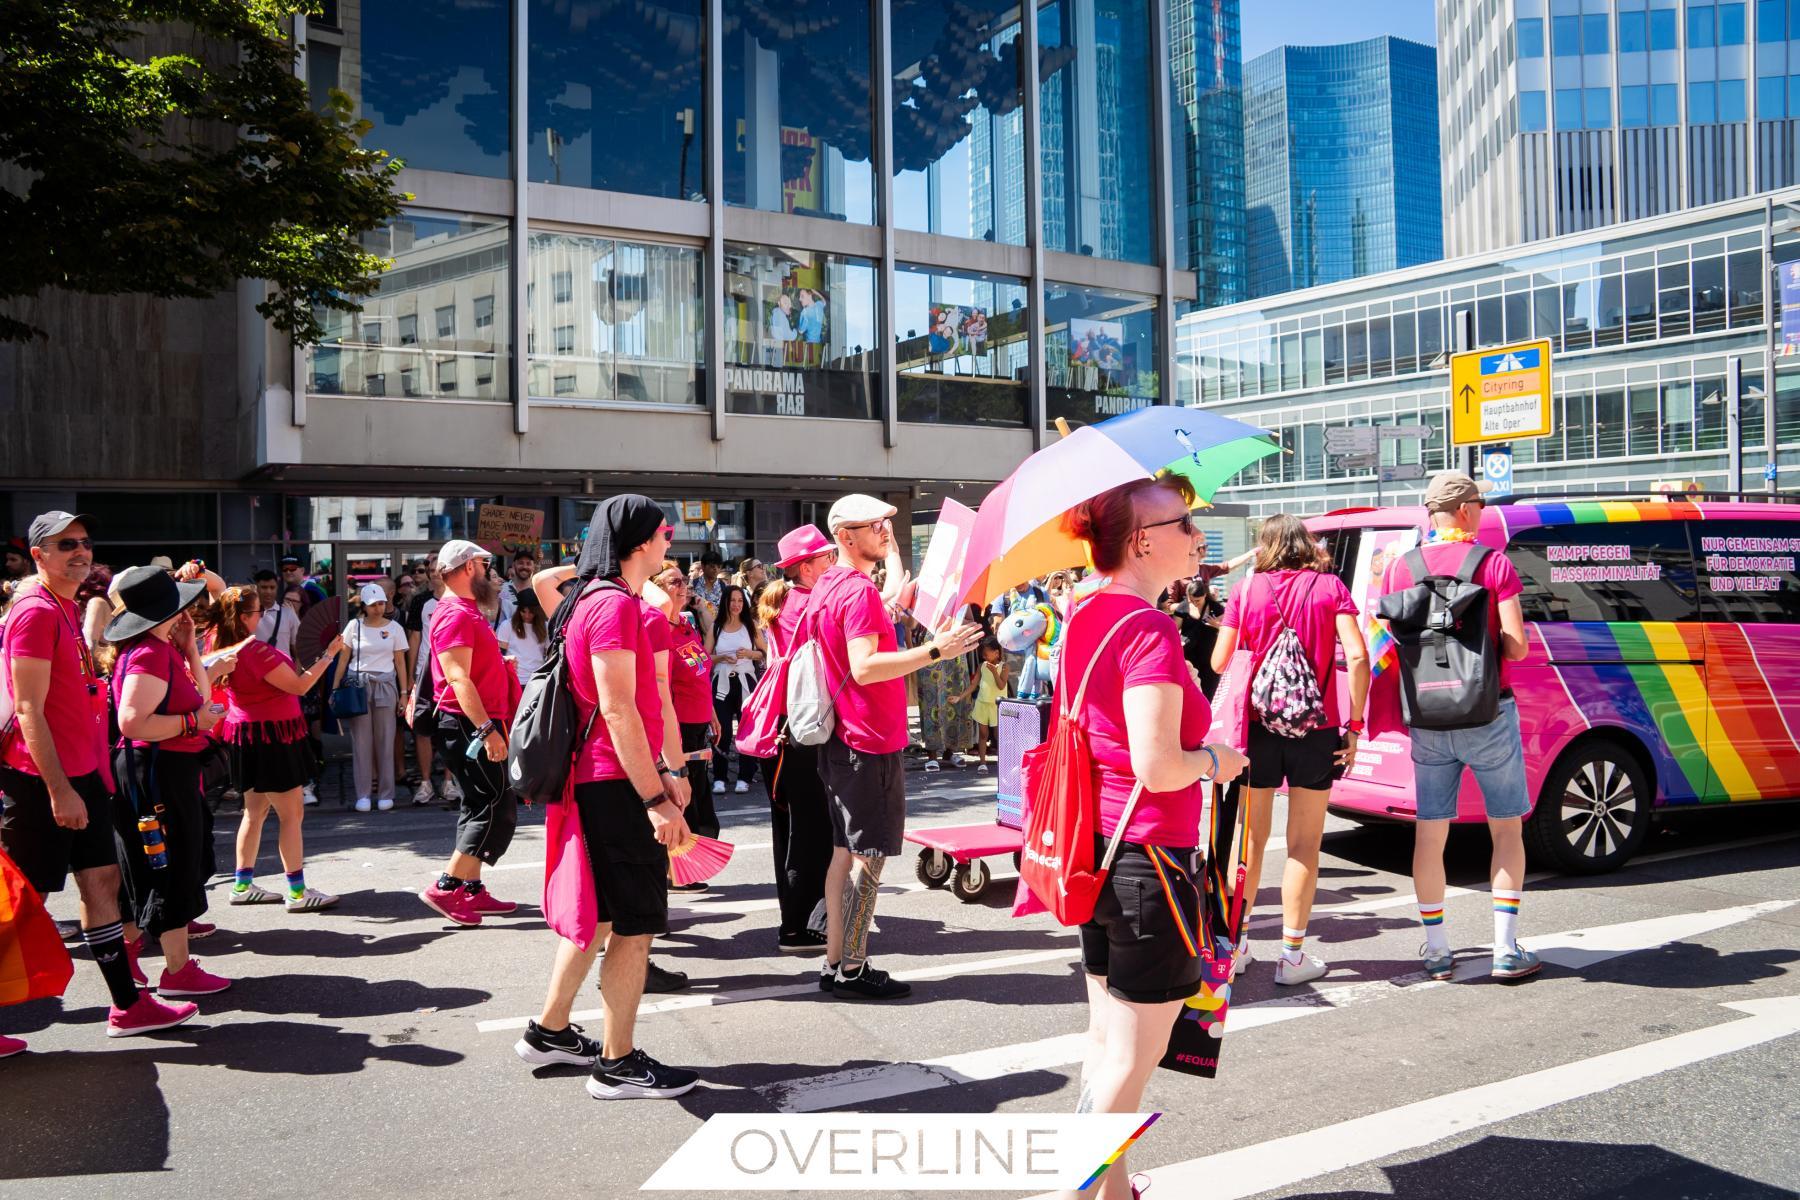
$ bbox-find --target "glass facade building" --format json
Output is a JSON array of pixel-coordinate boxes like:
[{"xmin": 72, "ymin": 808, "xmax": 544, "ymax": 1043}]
[
  {"xmin": 1179, "ymin": 192, "xmax": 1800, "ymax": 519},
  {"xmin": 1243, "ymin": 36, "xmax": 1444, "ymax": 299}
]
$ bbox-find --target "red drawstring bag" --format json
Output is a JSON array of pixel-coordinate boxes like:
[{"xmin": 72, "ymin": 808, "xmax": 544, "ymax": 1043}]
[
  {"xmin": 0, "ymin": 848, "xmax": 73, "ymax": 1006},
  {"xmin": 1017, "ymin": 607, "xmax": 1157, "ymax": 926}
]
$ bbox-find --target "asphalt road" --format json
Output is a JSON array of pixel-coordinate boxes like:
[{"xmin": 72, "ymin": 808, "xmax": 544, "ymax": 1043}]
[{"xmin": 5, "ymin": 764, "xmax": 1799, "ymax": 1200}]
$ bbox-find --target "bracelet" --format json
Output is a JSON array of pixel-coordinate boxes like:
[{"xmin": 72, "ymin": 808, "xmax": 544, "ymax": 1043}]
[
  {"xmin": 641, "ymin": 794, "xmax": 667, "ymax": 809},
  {"xmin": 1198, "ymin": 745, "xmax": 1220, "ymax": 783}
]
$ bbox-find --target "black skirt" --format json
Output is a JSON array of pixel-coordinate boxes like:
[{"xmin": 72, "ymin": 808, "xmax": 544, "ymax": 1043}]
[
  {"xmin": 227, "ymin": 728, "xmax": 318, "ymax": 795},
  {"xmin": 112, "ymin": 744, "xmax": 210, "ymax": 938}
]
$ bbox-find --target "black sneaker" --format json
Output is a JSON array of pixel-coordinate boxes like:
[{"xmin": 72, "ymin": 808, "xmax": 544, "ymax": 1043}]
[
  {"xmin": 644, "ymin": 960, "xmax": 690, "ymax": 994},
  {"xmin": 779, "ymin": 929, "xmax": 829, "ymax": 954},
  {"xmin": 586, "ymin": 1048, "xmax": 699, "ymax": 1100},
  {"xmin": 819, "ymin": 961, "xmax": 838, "ymax": 992},
  {"xmin": 514, "ymin": 1020, "xmax": 602, "ymax": 1068},
  {"xmin": 669, "ymin": 881, "xmax": 708, "ymax": 894},
  {"xmin": 833, "ymin": 961, "xmax": 912, "ymax": 1000}
]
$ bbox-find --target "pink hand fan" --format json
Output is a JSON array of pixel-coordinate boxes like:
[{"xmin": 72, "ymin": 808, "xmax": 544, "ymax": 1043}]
[{"xmin": 668, "ymin": 834, "xmax": 734, "ymax": 886}]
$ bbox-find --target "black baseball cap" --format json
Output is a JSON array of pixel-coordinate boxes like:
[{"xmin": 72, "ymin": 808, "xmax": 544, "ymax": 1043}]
[
  {"xmin": 279, "ymin": 555, "xmax": 304, "ymax": 568},
  {"xmin": 27, "ymin": 511, "xmax": 96, "ymax": 546}
]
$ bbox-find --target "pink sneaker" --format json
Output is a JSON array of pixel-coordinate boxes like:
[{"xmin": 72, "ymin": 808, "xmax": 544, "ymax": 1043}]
[
  {"xmin": 420, "ymin": 882, "xmax": 481, "ymax": 926},
  {"xmin": 126, "ymin": 938, "xmax": 149, "ymax": 987},
  {"xmin": 0, "ymin": 1034, "xmax": 26, "ymax": 1058},
  {"xmin": 107, "ymin": 993, "xmax": 198, "ymax": 1038},
  {"xmin": 187, "ymin": 920, "xmax": 217, "ymax": 939},
  {"xmin": 463, "ymin": 883, "xmax": 517, "ymax": 915},
  {"xmin": 157, "ymin": 958, "xmax": 231, "ymax": 996}
]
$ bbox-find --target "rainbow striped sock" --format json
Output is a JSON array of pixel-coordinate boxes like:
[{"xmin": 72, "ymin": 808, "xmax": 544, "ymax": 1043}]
[
  {"xmin": 286, "ymin": 870, "xmax": 305, "ymax": 899},
  {"xmin": 1493, "ymin": 891, "xmax": 1522, "ymax": 955},
  {"xmin": 1281, "ymin": 926, "xmax": 1306, "ymax": 962},
  {"xmin": 233, "ymin": 868, "xmax": 254, "ymax": 891},
  {"xmin": 1418, "ymin": 903, "xmax": 1449, "ymax": 952}
]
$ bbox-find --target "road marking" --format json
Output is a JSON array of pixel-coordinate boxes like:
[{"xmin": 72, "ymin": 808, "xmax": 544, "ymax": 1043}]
[
  {"xmin": 473, "ymin": 940, "xmax": 1078, "ymax": 1034},
  {"xmin": 1085, "ymin": 994, "xmax": 1800, "ymax": 1200},
  {"xmin": 746, "ymin": 899, "xmax": 1795, "ymax": 1112}
]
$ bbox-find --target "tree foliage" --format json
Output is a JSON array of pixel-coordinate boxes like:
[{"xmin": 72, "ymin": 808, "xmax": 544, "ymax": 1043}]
[{"xmin": 0, "ymin": 0, "xmax": 405, "ymax": 344}]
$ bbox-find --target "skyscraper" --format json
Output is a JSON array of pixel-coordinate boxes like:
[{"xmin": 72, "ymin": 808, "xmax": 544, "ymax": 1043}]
[
  {"xmin": 1442, "ymin": 0, "xmax": 1792, "ymax": 258},
  {"xmin": 1243, "ymin": 36, "xmax": 1443, "ymax": 299},
  {"xmin": 1171, "ymin": 0, "xmax": 1248, "ymax": 307}
]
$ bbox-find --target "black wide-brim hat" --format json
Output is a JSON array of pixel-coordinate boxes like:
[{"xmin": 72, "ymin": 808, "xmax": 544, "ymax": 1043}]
[{"xmin": 104, "ymin": 564, "xmax": 208, "ymax": 643}]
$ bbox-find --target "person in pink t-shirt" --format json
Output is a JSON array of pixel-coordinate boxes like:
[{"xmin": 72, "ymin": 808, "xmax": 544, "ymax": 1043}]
[
  {"xmin": 809, "ymin": 495, "xmax": 983, "ymax": 1002},
  {"xmin": 1211, "ymin": 514, "xmax": 1370, "ymax": 988},
  {"xmin": 653, "ymin": 566, "xmax": 719, "ymax": 839},
  {"xmin": 517, "ymin": 494, "xmax": 700, "ymax": 1100},
  {"xmin": 1058, "ymin": 477, "xmax": 1247, "ymax": 1200},
  {"xmin": 419, "ymin": 539, "xmax": 523, "ymax": 928}
]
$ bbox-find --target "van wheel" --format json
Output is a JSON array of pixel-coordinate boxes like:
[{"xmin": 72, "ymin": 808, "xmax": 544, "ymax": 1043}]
[
  {"xmin": 1525, "ymin": 741, "xmax": 1652, "ymax": 874},
  {"xmin": 915, "ymin": 849, "xmax": 952, "ymax": 889}
]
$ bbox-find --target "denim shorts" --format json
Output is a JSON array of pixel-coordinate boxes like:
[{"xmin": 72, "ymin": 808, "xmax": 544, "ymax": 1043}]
[{"xmin": 1408, "ymin": 696, "xmax": 1531, "ymax": 822}]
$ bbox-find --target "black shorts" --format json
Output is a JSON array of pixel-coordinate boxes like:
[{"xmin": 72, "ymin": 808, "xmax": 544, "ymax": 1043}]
[
  {"xmin": 1246, "ymin": 722, "xmax": 1340, "ymax": 792},
  {"xmin": 0, "ymin": 767, "xmax": 120, "ymax": 895},
  {"xmin": 1080, "ymin": 840, "xmax": 1206, "ymax": 1005},
  {"xmin": 574, "ymin": 779, "xmax": 670, "ymax": 938},
  {"xmin": 818, "ymin": 738, "xmax": 905, "ymax": 858}
]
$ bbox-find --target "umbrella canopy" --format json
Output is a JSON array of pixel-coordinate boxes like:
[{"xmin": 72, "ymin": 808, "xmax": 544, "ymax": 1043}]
[{"xmin": 960, "ymin": 407, "xmax": 1278, "ymax": 606}]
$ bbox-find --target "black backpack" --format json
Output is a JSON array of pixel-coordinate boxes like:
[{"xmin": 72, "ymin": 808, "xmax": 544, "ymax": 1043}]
[
  {"xmin": 506, "ymin": 578, "xmax": 618, "ymax": 807},
  {"xmin": 410, "ymin": 612, "xmax": 439, "ymax": 729},
  {"xmin": 1376, "ymin": 545, "xmax": 1502, "ymax": 731}
]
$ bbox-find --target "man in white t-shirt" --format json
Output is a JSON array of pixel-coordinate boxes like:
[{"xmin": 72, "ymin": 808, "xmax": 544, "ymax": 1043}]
[
  {"xmin": 496, "ymin": 550, "xmax": 536, "ymax": 626},
  {"xmin": 254, "ymin": 569, "xmax": 298, "ymax": 659}
]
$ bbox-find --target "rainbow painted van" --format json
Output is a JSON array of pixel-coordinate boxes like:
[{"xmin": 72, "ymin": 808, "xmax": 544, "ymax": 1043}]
[{"xmin": 1309, "ymin": 497, "xmax": 1800, "ymax": 874}]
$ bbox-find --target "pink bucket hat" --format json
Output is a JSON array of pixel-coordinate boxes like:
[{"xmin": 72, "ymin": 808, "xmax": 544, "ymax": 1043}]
[{"xmin": 774, "ymin": 525, "xmax": 834, "ymax": 569}]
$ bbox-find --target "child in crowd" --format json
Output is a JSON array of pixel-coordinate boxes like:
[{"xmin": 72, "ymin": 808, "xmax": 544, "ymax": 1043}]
[{"xmin": 965, "ymin": 637, "xmax": 1006, "ymax": 770}]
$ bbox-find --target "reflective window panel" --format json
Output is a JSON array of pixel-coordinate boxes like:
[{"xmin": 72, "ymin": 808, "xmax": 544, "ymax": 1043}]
[
  {"xmin": 723, "ymin": 0, "xmax": 876, "ymax": 223},
  {"xmin": 1038, "ymin": 0, "xmax": 1158, "ymax": 264},
  {"xmin": 1045, "ymin": 282, "xmax": 1158, "ymax": 429},
  {"xmin": 310, "ymin": 212, "xmax": 510, "ymax": 402},
  {"xmin": 724, "ymin": 243, "xmax": 880, "ymax": 419},
  {"xmin": 307, "ymin": 0, "xmax": 510, "ymax": 179},
  {"xmin": 895, "ymin": 264, "xmax": 1030, "ymax": 427},
  {"xmin": 892, "ymin": 0, "xmax": 1026, "ymax": 244},
  {"xmin": 526, "ymin": 232, "xmax": 704, "ymax": 406},
  {"xmin": 528, "ymin": 0, "xmax": 705, "ymax": 199}
]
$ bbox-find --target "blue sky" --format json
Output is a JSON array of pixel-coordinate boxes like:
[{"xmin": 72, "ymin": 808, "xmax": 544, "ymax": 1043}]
[{"xmin": 1239, "ymin": 0, "xmax": 1438, "ymax": 63}]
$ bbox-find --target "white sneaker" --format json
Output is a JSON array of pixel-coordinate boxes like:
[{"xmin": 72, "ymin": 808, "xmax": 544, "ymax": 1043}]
[
  {"xmin": 1273, "ymin": 952, "xmax": 1328, "ymax": 986},
  {"xmin": 376, "ymin": 796, "xmax": 394, "ymax": 811},
  {"xmin": 1230, "ymin": 938, "xmax": 1253, "ymax": 980},
  {"xmin": 302, "ymin": 785, "xmax": 320, "ymax": 807},
  {"xmin": 354, "ymin": 797, "xmax": 372, "ymax": 813},
  {"xmin": 712, "ymin": 780, "xmax": 726, "ymax": 795},
  {"xmin": 734, "ymin": 780, "xmax": 750, "ymax": 793},
  {"xmin": 443, "ymin": 777, "xmax": 463, "ymax": 803}
]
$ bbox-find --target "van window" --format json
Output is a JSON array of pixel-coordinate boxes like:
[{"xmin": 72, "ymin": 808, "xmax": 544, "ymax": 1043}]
[
  {"xmin": 1318, "ymin": 527, "xmax": 1362, "ymax": 590},
  {"xmin": 1691, "ymin": 520, "xmax": 1800, "ymax": 623},
  {"xmin": 1507, "ymin": 523, "xmax": 1698, "ymax": 622}
]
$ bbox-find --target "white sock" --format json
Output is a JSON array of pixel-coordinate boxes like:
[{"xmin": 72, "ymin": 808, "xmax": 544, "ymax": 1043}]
[
  {"xmin": 1280, "ymin": 926, "xmax": 1306, "ymax": 964},
  {"xmin": 1419, "ymin": 903, "xmax": 1449, "ymax": 953},
  {"xmin": 1493, "ymin": 891, "xmax": 1522, "ymax": 956}
]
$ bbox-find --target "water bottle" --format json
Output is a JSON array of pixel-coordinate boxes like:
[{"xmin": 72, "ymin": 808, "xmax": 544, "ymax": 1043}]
[{"xmin": 138, "ymin": 810, "xmax": 169, "ymax": 869}]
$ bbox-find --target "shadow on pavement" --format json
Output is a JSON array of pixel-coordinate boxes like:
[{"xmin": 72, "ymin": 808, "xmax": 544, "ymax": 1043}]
[
  {"xmin": 1273, "ymin": 1134, "xmax": 1794, "ymax": 1199},
  {"xmin": 195, "ymin": 972, "xmax": 490, "ymax": 1020}
]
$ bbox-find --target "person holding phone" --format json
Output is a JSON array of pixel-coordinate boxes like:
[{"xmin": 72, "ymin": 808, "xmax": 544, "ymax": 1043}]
[{"xmin": 1210, "ymin": 515, "xmax": 1370, "ymax": 986}]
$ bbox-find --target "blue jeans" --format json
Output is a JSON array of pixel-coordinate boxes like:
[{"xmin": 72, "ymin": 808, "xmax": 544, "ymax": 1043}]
[{"xmin": 1409, "ymin": 697, "xmax": 1531, "ymax": 822}]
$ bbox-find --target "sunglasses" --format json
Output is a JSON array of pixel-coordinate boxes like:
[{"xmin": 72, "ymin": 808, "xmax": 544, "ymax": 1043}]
[
  {"xmin": 41, "ymin": 537, "xmax": 94, "ymax": 552},
  {"xmin": 1140, "ymin": 513, "xmax": 1197, "ymax": 536}
]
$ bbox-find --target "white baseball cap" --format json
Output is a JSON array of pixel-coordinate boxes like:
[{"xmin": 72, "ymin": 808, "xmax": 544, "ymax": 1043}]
[
  {"xmin": 438, "ymin": 539, "xmax": 492, "ymax": 573},
  {"xmin": 359, "ymin": 582, "xmax": 389, "ymax": 606},
  {"xmin": 826, "ymin": 493, "xmax": 897, "ymax": 533}
]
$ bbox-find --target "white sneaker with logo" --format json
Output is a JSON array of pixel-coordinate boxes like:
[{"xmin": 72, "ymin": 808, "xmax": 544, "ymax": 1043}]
[{"xmin": 1273, "ymin": 952, "xmax": 1328, "ymax": 986}]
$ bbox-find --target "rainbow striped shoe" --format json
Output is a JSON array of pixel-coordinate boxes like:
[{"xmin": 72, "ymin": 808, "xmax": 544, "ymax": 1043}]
[{"xmin": 1491, "ymin": 944, "xmax": 1542, "ymax": 981}]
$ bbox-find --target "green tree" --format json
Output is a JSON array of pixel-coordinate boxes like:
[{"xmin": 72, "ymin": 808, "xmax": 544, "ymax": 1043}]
[{"xmin": 0, "ymin": 0, "xmax": 404, "ymax": 344}]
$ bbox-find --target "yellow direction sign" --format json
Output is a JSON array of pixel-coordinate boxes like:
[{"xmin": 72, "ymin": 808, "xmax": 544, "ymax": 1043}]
[{"xmin": 1450, "ymin": 338, "xmax": 1553, "ymax": 446}]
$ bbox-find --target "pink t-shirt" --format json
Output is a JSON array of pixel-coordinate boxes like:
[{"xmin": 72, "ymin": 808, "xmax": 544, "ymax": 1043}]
[
  {"xmin": 771, "ymin": 585, "xmax": 814, "ymax": 659},
  {"xmin": 1380, "ymin": 538, "xmax": 1524, "ymax": 691},
  {"xmin": 1060, "ymin": 591, "xmax": 1212, "ymax": 847},
  {"xmin": 115, "ymin": 636, "xmax": 207, "ymax": 753},
  {"xmin": 810, "ymin": 566, "xmax": 907, "ymax": 755},
  {"xmin": 566, "ymin": 585, "xmax": 663, "ymax": 784},
  {"xmin": 430, "ymin": 595, "xmax": 511, "ymax": 723},
  {"xmin": 1221, "ymin": 569, "xmax": 1360, "ymax": 726},
  {"xmin": 666, "ymin": 615, "xmax": 714, "ymax": 725},
  {"xmin": 2, "ymin": 590, "xmax": 104, "ymax": 779},
  {"xmin": 219, "ymin": 639, "xmax": 303, "ymax": 728}
]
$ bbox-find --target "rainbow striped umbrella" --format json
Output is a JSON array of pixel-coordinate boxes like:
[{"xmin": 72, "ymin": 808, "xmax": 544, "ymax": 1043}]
[{"xmin": 960, "ymin": 407, "xmax": 1279, "ymax": 606}]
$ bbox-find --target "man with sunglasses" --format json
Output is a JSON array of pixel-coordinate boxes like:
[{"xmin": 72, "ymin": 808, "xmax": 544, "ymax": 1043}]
[
  {"xmin": 0, "ymin": 512, "xmax": 198, "ymax": 1040},
  {"xmin": 1379, "ymin": 471, "xmax": 1538, "ymax": 984},
  {"xmin": 807, "ymin": 496, "xmax": 984, "ymax": 999}
]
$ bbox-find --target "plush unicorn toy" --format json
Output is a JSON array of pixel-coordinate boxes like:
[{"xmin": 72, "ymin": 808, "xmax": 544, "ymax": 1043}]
[{"xmin": 997, "ymin": 603, "xmax": 1063, "ymax": 699}]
